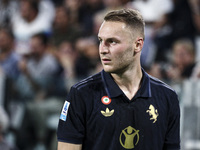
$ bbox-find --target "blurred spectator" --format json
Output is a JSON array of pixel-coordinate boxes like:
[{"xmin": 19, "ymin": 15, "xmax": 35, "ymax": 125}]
[
  {"xmin": 188, "ymin": 0, "xmax": 200, "ymax": 62},
  {"xmin": 129, "ymin": 0, "xmax": 173, "ymax": 23},
  {"xmin": 55, "ymin": 40, "xmax": 78, "ymax": 91},
  {"xmin": 0, "ymin": 27, "xmax": 21, "ymax": 114},
  {"xmin": 78, "ymin": 0, "xmax": 105, "ymax": 35},
  {"xmin": 16, "ymin": 32, "xmax": 65, "ymax": 101},
  {"xmin": 148, "ymin": 62, "xmax": 167, "ymax": 81},
  {"xmin": 188, "ymin": 0, "xmax": 200, "ymax": 33},
  {"xmin": 0, "ymin": 27, "xmax": 20, "ymax": 80},
  {"xmin": 63, "ymin": 0, "xmax": 82, "ymax": 26},
  {"xmin": 11, "ymin": 0, "xmax": 55, "ymax": 55},
  {"xmin": 0, "ymin": 106, "xmax": 17, "ymax": 150},
  {"xmin": 93, "ymin": 0, "xmax": 123, "ymax": 35},
  {"xmin": 0, "ymin": 0, "xmax": 18, "ymax": 27},
  {"xmin": 50, "ymin": 5, "xmax": 82, "ymax": 47},
  {"xmin": 15, "ymin": 32, "xmax": 66, "ymax": 150},
  {"xmin": 127, "ymin": 0, "xmax": 174, "ymax": 69},
  {"xmin": 150, "ymin": 39, "xmax": 197, "ymax": 84},
  {"xmin": 153, "ymin": 0, "xmax": 198, "ymax": 61},
  {"xmin": 37, "ymin": 0, "xmax": 55, "ymax": 24},
  {"xmin": 166, "ymin": 39, "xmax": 196, "ymax": 82},
  {"xmin": 75, "ymin": 37, "xmax": 102, "ymax": 80}
]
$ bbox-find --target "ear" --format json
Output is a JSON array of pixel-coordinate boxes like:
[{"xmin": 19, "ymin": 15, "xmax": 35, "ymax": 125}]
[{"xmin": 134, "ymin": 37, "xmax": 144, "ymax": 53}]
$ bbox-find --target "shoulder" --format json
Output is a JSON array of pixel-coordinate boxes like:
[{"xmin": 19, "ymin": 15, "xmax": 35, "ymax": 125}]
[
  {"xmin": 67, "ymin": 72, "xmax": 103, "ymax": 104},
  {"xmin": 73, "ymin": 72, "xmax": 103, "ymax": 91},
  {"xmin": 148, "ymin": 74, "xmax": 177, "ymax": 97},
  {"xmin": 150, "ymin": 75, "xmax": 174, "ymax": 90},
  {"xmin": 147, "ymin": 74, "xmax": 180, "ymax": 111}
]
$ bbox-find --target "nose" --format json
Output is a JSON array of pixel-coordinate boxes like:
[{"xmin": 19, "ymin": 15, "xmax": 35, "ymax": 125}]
[{"xmin": 99, "ymin": 41, "xmax": 109, "ymax": 54}]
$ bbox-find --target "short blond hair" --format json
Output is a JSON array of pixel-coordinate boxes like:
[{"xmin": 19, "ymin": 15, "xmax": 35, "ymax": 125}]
[{"xmin": 104, "ymin": 9, "xmax": 145, "ymax": 39}]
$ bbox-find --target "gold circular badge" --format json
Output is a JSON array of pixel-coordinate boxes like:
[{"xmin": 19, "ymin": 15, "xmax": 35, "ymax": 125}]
[{"xmin": 119, "ymin": 126, "xmax": 139, "ymax": 149}]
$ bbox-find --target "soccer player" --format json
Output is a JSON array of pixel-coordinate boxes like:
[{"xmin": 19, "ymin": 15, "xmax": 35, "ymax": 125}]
[{"xmin": 57, "ymin": 8, "xmax": 180, "ymax": 150}]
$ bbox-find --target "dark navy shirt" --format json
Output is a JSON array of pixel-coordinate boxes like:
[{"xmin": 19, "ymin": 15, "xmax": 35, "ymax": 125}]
[{"xmin": 57, "ymin": 69, "xmax": 180, "ymax": 150}]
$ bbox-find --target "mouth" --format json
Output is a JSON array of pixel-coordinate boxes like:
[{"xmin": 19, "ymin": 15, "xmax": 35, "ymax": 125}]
[{"xmin": 101, "ymin": 58, "xmax": 111, "ymax": 64}]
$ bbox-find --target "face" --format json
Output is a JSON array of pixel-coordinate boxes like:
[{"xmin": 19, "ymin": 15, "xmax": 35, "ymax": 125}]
[
  {"xmin": 54, "ymin": 7, "xmax": 69, "ymax": 29},
  {"xmin": 173, "ymin": 44, "xmax": 194, "ymax": 68},
  {"xmin": 20, "ymin": 1, "xmax": 31, "ymax": 20},
  {"xmin": 0, "ymin": 31, "xmax": 13, "ymax": 52},
  {"xmin": 30, "ymin": 37, "xmax": 44, "ymax": 57},
  {"xmin": 98, "ymin": 21, "xmax": 140, "ymax": 74}
]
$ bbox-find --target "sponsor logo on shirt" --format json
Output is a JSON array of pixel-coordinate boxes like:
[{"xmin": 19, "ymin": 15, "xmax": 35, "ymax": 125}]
[
  {"xmin": 60, "ymin": 101, "xmax": 70, "ymax": 121},
  {"xmin": 119, "ymin": 126, "xmax": 140, "ymax": 149},
  {"xmin": 101, "ymin": 107, "xmax": 114, "ymax": 117}
]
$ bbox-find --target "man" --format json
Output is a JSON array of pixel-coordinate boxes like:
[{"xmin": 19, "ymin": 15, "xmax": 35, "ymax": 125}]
[
  {"xmin": 17, "ymin": 32, "xmax": 63, "ymax": 99},
  {"xmin": 57, "ymin": 9, "xmax": 180, "ymax": 150},
  {"xmin": 50, "ymin": 6, "xmax": 82, "ymax": 47},
  {"xmin": 16, "ymin": 32, "xmax": 65, "ymax": 150},
  {"xmin": 11, "ymin": 0, "xmax": 54, "ymax": 54},
  {"xmin": 0, "ymin": 27, "xmax": 20, "ymax": 80}
]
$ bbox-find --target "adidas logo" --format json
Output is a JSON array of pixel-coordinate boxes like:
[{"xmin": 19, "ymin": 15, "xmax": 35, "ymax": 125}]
[{"xmin": 101, "ymin": 108, "xmax": 114, "ymax": 117}]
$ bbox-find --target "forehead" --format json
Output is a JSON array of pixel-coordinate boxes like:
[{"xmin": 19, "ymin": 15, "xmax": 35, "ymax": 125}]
[
  {"xmin": 98, "ymin": 21, "xmax": 131, "ymax": 39},
  {"xmin": 31, "ymin": 37, "xmax": 42, "ymax": 45}
]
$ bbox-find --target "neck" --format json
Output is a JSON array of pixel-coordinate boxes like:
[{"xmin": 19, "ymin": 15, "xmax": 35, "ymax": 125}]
[{"xmin": 111, "ymin": 66, "xmax": 143, "ymax": 100}]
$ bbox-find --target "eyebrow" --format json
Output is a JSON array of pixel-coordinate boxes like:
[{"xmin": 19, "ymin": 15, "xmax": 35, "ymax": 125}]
[{"xmin": 98, "ymin": 35, "xmax": 120, "ymax": 40}]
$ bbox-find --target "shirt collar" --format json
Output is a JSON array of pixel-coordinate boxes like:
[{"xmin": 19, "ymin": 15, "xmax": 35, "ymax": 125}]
[{"xmin": 101, "ymin": 69, "xmax": 152, "ymax": 99}]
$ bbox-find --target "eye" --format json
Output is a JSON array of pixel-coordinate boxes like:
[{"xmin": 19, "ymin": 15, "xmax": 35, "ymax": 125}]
[
  {"xmin": 98, "ymin": 37, "xmax": 102, "ymax": 43},
  {"xmin": 108, "ymin": 39, "xmax": 117, "ymax": 45}
]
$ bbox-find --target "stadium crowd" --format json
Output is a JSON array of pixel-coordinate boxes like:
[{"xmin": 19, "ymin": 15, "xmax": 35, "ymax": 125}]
[{"xmin": 0, "ymin": 0, "xmax": 200, "ymax": 150}]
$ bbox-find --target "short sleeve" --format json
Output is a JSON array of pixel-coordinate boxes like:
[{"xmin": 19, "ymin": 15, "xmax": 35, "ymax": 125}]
[
  {"xmin": 57, "ymin": 87, "xmax": 86, "ymax": 144},
  {"xmin": 163, "ymin": 92, "xmax": 180, "ymax": 150}
]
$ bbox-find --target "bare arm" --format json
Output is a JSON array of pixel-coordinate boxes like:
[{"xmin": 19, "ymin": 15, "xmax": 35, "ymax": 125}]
[{"xmin": 57, "ymin": 142, "xmax": 82, "ymax": 150}]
